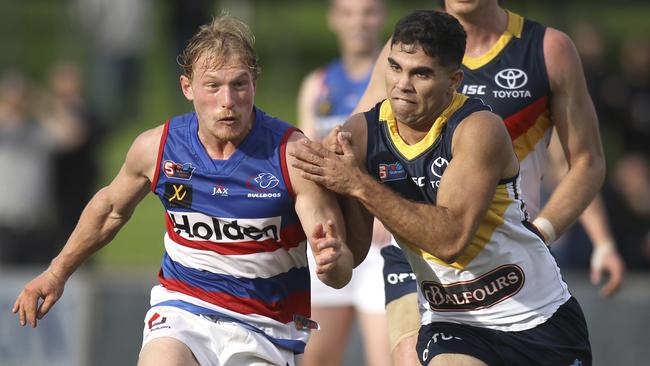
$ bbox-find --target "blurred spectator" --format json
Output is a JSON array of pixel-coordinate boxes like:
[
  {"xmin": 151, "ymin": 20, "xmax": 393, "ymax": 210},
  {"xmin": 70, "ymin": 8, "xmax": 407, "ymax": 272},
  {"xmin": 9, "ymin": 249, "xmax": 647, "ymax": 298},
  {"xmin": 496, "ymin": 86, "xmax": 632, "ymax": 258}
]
[
  {"xmin": 616, "ymin": 35, "xmax": 650, "ymax": 155},
  {"xmin": 572, "ymin": 23, "xmax": 619, "ymax": 128},
  {"xmin": 0, "ymin": 69, "xmax": 84, "ymax": 265},
  {"xmin": 71, "ymin": 0, "xmax": 153, "ymax": 127},
  {"xmin": 41, "ymin": 61, "xmax": 101, "ymax": 243},
  {"xmin": 168, "ymin": 0, "xmax": 216, "ymax": 111},
  {"xmin": 603, "ymin": 153, "xmax": 650, "ymax": 269},
  {"xmin": 170, "ymin": 0, "xmax": 215, "ymax": 66}
]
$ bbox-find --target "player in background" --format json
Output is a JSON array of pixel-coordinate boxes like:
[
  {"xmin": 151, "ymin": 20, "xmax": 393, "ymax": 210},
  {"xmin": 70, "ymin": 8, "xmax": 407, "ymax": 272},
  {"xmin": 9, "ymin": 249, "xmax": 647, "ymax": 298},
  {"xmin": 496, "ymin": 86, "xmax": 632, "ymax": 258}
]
[{"xmin": 297, "ymin": 1, "xmax": 391, "ymax": 365}]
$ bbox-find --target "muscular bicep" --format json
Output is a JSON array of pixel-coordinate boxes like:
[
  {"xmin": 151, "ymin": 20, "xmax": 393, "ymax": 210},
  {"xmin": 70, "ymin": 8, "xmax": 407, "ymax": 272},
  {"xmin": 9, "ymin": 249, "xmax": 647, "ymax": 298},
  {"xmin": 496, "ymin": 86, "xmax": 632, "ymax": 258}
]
[
  {"xmin": 100, "ymin": 126, "xmax": 161, "ymax": 220},
  {"xmin": 436, "ymin": 112, "xmax": 518, "ymax": 246}
]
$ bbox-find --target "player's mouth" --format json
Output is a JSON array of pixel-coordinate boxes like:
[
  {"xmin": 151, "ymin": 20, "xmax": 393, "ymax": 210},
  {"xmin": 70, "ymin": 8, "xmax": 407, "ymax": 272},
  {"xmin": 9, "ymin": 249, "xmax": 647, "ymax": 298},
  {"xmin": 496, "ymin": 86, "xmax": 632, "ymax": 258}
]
[{"xmin": 392, "ymin": 96, "xmax": 416, "ymax": 104}]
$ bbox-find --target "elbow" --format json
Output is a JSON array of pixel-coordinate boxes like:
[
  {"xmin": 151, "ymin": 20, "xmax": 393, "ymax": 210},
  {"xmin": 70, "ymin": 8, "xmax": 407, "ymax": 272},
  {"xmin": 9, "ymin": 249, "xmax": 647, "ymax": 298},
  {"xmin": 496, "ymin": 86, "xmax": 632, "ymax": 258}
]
[
  {"xmin": 430, "ymin": 235, "xmax": 470, "ymax": 264},
  {"xmin": 319, "ymin": 270, "xmax": 352, "ymax": 290},
  {"xmin": 436, "ymin": 247, "xmax": 463, "ymax": 264},
  {"xmin": 351, "ymin": 237, "xmax": 372, "ymax": 268}
]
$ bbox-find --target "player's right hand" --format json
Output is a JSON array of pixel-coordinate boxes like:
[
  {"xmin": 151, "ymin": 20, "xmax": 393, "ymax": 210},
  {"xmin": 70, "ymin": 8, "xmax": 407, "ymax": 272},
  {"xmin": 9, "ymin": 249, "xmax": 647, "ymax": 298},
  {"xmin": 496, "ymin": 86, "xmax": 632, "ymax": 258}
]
[{"xmin": 12, "ymin": 269, "xmax": 66, "ymax": 328}]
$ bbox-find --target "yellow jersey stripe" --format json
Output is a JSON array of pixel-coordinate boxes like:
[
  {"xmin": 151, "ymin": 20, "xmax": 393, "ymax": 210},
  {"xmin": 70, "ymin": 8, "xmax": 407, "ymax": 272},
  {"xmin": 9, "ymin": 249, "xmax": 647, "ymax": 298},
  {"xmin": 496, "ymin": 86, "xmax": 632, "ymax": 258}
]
[
  {"xmin": 462, "ymin": 11, "xmax": 524, "ymax": 70},
  {"xmin": 513, "ymin": 111, "xmax": 552, "ymax": 160},
  {"xmin": 380, "ymin": 93, "xmax": 468, "ymax": 160}
]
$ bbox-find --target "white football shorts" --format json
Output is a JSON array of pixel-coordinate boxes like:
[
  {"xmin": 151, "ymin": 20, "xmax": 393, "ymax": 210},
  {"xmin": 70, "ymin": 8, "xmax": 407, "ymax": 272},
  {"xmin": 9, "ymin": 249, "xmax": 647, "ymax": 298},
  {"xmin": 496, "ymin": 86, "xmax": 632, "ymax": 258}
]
[{"xmin": 141, "ymin": 306, "xmax": 295, "ymax": 366}]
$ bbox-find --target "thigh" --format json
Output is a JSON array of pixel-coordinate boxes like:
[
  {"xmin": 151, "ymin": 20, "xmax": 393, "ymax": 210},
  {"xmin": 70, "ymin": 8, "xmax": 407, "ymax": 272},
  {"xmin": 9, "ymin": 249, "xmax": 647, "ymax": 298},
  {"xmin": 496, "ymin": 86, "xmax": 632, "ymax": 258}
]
[
  {"xmin": 141, "ymin": 307, "xmax": 216, "ymax": 366},
  {"xmin": 392, "ymin": 332, "xmax": 421, "ymax": 366},
  {"xmin": 357, "ymin": 311, "xmax": 391, "ymax": 366},
  {"xmin": 382, "ymin": 245, "xmax": 420, "ymax": 355},
  {"xmin": 138, "ymin": 336, "xmax": 200, "ymax": 366},
  {"xmin": 301, "ymin": 306, "xmax": 355, "ymax": 366},
  {"xmin": 386, "ymin": 292, "xmax": 420, "ymax": 352}
]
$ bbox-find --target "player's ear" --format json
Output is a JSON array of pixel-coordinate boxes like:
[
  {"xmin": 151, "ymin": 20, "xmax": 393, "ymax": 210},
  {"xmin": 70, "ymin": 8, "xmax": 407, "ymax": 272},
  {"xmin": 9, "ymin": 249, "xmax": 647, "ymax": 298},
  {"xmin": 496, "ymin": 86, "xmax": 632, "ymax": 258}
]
[
  {"xmin": 449, "ymin": 68, "xmax": 464, "ymax": 92},
  {"xmin": 180, "ymin": 74, "xmax": 194, "ymax": 101}
]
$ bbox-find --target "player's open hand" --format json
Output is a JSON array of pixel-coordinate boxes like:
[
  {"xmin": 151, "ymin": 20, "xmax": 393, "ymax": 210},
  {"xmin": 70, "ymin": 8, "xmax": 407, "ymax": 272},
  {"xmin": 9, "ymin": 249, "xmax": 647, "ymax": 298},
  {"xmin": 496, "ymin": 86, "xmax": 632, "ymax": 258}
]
[
  {"xmin": 290, "ymin": 132, "xmax": 362, "ymax": 196},
  {"xmin": 12, "ymin": 269, "xmax": 66, "ymax": 328},
  {"xmin": 590, "ymin": 243, "xmax": 625, "ymax": 297},
  {"xmin": 310, "ymin": 220, "xmax": 353, "ymax": 289}
]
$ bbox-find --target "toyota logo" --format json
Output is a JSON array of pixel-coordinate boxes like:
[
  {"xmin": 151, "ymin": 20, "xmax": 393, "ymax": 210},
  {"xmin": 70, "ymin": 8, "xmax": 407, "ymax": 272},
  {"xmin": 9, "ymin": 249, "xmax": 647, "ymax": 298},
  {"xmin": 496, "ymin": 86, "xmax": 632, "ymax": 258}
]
[
  {"xmin": 430, "ymin": 157, "xmax": 449, "ymax": 178},
  {"xmin": 494, "ymin": 68, "xmax": 528, "ymax": 89}
]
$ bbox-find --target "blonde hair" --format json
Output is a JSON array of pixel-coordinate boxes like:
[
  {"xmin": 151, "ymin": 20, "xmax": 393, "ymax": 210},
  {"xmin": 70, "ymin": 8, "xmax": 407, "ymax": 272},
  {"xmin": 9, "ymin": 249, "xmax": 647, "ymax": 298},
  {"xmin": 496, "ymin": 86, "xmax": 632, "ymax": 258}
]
[{"xmin": 178, "ymin": 14, "xmax": 260, "ymax": 80}]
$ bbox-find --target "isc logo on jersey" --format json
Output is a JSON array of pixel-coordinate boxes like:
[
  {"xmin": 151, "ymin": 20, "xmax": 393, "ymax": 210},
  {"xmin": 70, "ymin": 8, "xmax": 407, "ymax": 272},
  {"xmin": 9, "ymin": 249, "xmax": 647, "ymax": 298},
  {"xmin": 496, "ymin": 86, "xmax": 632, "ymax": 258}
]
[
  {"xmin": 492, "ymin": 68, "xmax": 532, "ymax": 99},
  {"xmin": 168, "ymin": 211, "xmax": 282, "ymax": 242},
  {"xmin": 460, "ymin": 84, "xmax": 486, "ymax": 95}
]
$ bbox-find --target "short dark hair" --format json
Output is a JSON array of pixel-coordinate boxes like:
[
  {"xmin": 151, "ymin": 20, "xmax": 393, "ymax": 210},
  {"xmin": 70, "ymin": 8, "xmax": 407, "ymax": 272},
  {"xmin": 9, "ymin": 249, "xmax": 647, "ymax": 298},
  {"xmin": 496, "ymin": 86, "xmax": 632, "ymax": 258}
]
[{"xmin": 390, "ymin": 10, "xmax": 466, "ymax": 69}]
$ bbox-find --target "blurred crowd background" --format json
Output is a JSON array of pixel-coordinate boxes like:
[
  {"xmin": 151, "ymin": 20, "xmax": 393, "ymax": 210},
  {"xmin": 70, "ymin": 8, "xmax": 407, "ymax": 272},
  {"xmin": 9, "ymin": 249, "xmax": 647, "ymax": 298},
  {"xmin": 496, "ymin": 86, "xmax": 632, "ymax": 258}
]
[{"xmin": 0, "ymin": 0, "xmax": 648, "ymax": 364}]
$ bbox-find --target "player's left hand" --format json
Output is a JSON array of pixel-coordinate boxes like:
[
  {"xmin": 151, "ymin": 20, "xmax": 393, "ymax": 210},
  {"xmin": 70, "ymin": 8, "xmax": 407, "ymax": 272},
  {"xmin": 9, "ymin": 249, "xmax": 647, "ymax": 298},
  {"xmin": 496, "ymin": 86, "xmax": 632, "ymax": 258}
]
[
  {"xmin": 590, "ymin": 242, "xmax": 625, "ymax": 297},
  {"xmin": 290, "ymin": 132, "xmax": 362, "ymax": 196},
  {"xmin": 310, "ymin": 220, "xmax": 353, "ymax": 288}
]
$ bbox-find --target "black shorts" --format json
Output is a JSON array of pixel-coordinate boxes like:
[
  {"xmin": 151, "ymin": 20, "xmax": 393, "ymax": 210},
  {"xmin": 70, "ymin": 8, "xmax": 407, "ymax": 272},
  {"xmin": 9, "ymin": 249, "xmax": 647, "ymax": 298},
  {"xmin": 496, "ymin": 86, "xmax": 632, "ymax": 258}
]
[
  {"xmin": 416, "ymin": 297, "xmax": 592, "ymax": 366},
  {"xmin": 381, "ymin": 245, "xmax": 417, "ymax": 306}
]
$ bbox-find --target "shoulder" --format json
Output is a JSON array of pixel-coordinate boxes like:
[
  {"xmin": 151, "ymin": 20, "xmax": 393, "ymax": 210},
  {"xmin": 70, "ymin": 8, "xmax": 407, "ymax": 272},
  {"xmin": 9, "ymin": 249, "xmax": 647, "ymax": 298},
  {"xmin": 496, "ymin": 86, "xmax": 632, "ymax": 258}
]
[
  {"xmin": 453, "ymin": 110, "xmax": 509, "ymax": 151},
  {"xmin": 284, "ymin": 129, "xmax": 308, "ymax": 154},
  {"xmin": 298, "ymin": 68, "xmax": 326, "ymax": 94},
  {"xmin": 125, "ymin": 123, "xmax": 165, "ymax": 178},
  {"xmin": 543, "ymin": 28, "xmax": 582, "ymax": 80}
]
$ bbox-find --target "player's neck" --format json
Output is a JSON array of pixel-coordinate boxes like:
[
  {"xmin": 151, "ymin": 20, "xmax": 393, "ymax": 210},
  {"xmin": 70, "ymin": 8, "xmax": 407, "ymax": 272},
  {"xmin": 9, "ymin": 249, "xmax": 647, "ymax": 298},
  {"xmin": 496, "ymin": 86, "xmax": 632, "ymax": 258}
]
[
  {"xmin": 455, "ymin": 7, "xmax": 508, "ymax": 58},
  {"xmin": 341, "ymin": 48, "xmax": 379, "ymax": 80}
]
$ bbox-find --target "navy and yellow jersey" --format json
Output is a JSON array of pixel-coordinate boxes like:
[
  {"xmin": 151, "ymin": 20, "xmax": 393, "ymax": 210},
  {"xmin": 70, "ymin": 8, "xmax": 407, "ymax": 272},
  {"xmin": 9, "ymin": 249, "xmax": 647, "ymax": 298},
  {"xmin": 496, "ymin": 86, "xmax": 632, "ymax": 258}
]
[
  {"xmin": 365, "ymin": 95, "xmax": 570, "ymax": 331},
  {"xmin": 365, "ymin": 94, "xmax": 490, "ymax": 205},
  {"xmin": 459, "ymin": 10, "xmax": 551, "ymax": 217}
]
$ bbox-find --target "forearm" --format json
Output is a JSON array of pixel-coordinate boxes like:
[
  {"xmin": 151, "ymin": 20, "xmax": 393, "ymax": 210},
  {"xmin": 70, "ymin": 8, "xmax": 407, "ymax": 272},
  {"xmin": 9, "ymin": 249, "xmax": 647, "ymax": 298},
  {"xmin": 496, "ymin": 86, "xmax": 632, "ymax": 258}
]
[
  {"xmin": 50, "ymin": 188, "xmax": 132, "ymax": 279},
  {"xmin": 351, "ymin": 172, "xmax": 462, "ymax": 262},
  {"xmin": 337, "ymin": 194, "xmax": 373, "ymax": 267},
  {"xmin": 538, "ymin": 156, "xmax": 605, "ymax": 238},
  {"xmin": 578, "ymin": 194, "xmax": 616, "ymax": 248}
]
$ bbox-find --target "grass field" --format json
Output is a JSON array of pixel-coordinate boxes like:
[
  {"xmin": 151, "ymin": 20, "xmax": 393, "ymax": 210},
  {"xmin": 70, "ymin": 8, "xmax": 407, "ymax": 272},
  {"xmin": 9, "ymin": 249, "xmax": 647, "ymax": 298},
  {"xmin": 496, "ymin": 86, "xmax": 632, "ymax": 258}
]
[{"xmin": 0, "ymin": 1, "xmax": 647, "ymax": 267}]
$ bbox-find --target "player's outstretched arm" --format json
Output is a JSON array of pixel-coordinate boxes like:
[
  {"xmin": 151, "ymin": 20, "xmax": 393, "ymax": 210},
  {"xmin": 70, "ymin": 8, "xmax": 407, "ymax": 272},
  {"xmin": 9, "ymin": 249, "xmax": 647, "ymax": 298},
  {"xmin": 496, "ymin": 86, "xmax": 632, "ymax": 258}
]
[
  {"xmin": 12, "ymin": 125, "xmax": 162, "ymax": 328},
  {"xmin": 538, "ymin": 28, "xmax": 624, "ymax": 296},
  {"xmin": 536, "ymin": 28, "xmax": 606, "ymax": 239},
  {"xmin": 285, "ymin": 131, "xmax": 354, "ymax": 289}
]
